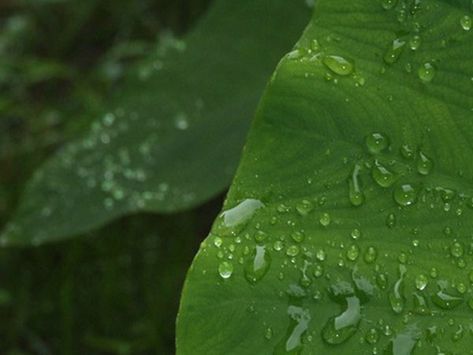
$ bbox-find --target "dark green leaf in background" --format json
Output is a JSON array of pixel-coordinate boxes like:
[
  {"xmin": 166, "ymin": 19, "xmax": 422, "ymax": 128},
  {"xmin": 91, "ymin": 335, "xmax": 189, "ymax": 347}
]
[
  {"xmin": 1, "ymin": 0, "xmax": 312, "ymax": 245},
  {"xmin": 177, "ymin": 0, "xmax": 473, "ymax": 353}
]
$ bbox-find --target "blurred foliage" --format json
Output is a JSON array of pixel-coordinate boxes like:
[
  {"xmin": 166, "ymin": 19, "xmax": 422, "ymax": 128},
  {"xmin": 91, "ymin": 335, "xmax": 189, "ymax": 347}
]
[{"xmin": 0, "ymin": 0, "xmax": 213, "ymax": 353}]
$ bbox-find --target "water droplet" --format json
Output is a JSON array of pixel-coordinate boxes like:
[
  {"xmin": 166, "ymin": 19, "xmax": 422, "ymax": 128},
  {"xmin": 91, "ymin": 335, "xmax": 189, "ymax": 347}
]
[
  {"xmin": 314, "ymin": 264, "xmax": 324, "ymax": 278},
  {"xmin": 461, "ymin": 15, "xmax": 472, "ymax": 31},
  {"xmin": 174, "ymin": 112, "xmax": 189, "ymax": 130},
  {"xmin": 418, "ymin": 62, "xmax": 435, "ymax": 83},
  {"xmin": 273, "ymin": 240, "xmax": 284, "ymax": 252},
  {"xmin": 409, "ymin": 35, "xmax": 421, "ymax": 50},
  {"xmin": 254, "ymin": 231, "xmax": 267, "ymax": 243},
  {"xmin": 384, "ymin": 325, "xmax": 421, "ymax": 355},
  {"xmin": 346, "ymin": 244, "xmax": 360, "ymax": 261},
  {"xmin": 386, "ymin": 213, "xmax": 396, "ymax": 228},
  {"xmin": 415, "ymin": 274, "xmax": 428, "ymax": 291},
  {"xmin": 400, "ymin": 144, "xmax": 415, "ymax": 160},
  {"xmin": 450, "ymin": 242, "xmax": 464, "ymax": 259},
  {"xmin": 265, "ymin": 327, "xmax": 273, "ymax": 340},
  {"xmin": 350, "ymin": 228, "xmax": 361, "ymax": 240},
  {"xmin": 296, "ymin": 200, "xmax": 314, "ymax": 216},
  {"xmin": 244, "ymin": 245, "xmax": 271, "ymax": 284},
  {"xmin": 319, "ymin": 213, "xmax": 331, "ymax": 227},
  {"xmin": 316, "ymin": 248, "xmax": 326, "ymax": 262},
  {"xmin": 286, "ymin": 245, "xmax": 300, "ymax": 257},
  {"xmin": 218, "ymin": 261, "xmax": 234, "ymax": 279},
  {"xmin": 221, "ymin": 199, "xmax": 264, "ymax": 227},
  {"xmin": 364, "ymin": 246, "xmax": 378, "ymax": 264},
  {"xmin": 322, "ymin": 296, "xmax": 361, "ymax": 345},
  {"xmin": 389, "ymin": 265, "xmax": 407, "ymax": 314},
  {"xmin": 365, "ymin": 328, "xmax": 379, "ymax": 345},
  {"xmin": 393, "ymin": 184, "xmax": 417, "ymax": 206},
  {"xmin": 381, "ymin": 0, "xmax": 398, "ymax": 10},
  {"xmin": 417, "ymin": 151, "xmax": 433, "ymax": 175},
  {"xmin": 348, "ymin": 164, "xmax": 365, "ymax": 206},
  {"xmin": 365, "ymin": 132, "xmax": 390, "ymax": 154},
  {"xmin": 372, "ymin": 161, "xmax": 397, "ymax": 187},
  {"xmin": 413, "ymin": 292, "xmax": 430, "ymax": 315},
  {"xmin": 274, "ymin": 305, "xmax": 311, "ymax": 354},
  {"xmin": 432, "ymin": 282, "xmax": 464, "ymax": 309},
  {"xmin": 323, "ymin": 55, "xmax": 354, "ymax": 76},
  {"xmin": 384, "ymin": 38, "xmax": 406, "ymax": 64},
  {"xmin": 213, "ymin": 237, "xmax": 223, "ymax": 248},
  {"xmin": 291, "ymin": 231, "xmax": 305, "ymax": 243}
]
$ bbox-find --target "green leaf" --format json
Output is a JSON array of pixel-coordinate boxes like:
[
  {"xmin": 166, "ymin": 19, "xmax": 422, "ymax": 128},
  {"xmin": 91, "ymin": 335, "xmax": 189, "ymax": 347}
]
[
  {"xmin": 177, "ymin": 1, "xmax": 473, "ymax": 354},
  {"xmin": 0, "ymin": 0, "xmax": 312, "ymax": 245}
]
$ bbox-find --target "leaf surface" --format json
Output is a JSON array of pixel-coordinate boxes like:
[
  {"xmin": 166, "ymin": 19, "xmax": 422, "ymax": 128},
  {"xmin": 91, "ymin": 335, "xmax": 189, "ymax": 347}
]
[
  {"xmin": 177, "ymin": 1, "xmax": 473, "ymax": 353},
  {"xmin": 1, "ymin": 0, "xmax": 312, "ymax": 245}
]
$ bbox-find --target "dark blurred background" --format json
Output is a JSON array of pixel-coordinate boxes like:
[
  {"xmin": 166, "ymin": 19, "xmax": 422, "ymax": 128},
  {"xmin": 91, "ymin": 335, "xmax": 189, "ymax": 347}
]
[{"xmin": 0, "ymin": 1, "xmax": 221, "ymax": 354}]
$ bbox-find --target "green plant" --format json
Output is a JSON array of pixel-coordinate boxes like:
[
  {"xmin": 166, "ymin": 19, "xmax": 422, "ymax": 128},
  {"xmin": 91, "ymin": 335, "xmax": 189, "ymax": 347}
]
[{"xmin": 3, "ymin": 0, "xmax": 473, "ymax": 353}]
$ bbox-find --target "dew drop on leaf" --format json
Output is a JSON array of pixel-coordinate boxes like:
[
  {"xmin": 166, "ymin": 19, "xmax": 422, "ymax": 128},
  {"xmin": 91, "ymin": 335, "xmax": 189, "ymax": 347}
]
[
  {"xmin": 286, "ymin": 245, "xmax": 300, "ymax": 257},
  {"xmin": 346, "ymin": 244, "xmax": 360, "ymax": 261},
  {"xmin": 221, "ymin": 199, "xmax": 264, "ymax": 227},
  {"xmin": 296, "ymin": 200, "xmax": 313, "ymax": 216},
  {"xmin": 381, "ymin": 0, "xmax": 398, "ymax": 10},
  {"xmin": 414, "ymin": 274, "xmax": 428, "ymax": 291},
  {"xmin": 384, "ymin": 38, "xmax": 406, "ymax": 64},
  {"xmin": 348, "ymin": 164, "xmax": 365, "ymax": 206},
  {"xmin": 418, "ymin": 62, "xmax": 435, "ymax": 83},
  {"xmin": 416, "ymin": 151, "xmax": 433, "ymax": 175},
  {"xmin": 461, "ymin": 15, "xmax": 472, "ymax": 31},
  {"xmin": 386, "ymin": 213, "xmax": 396, "ymax": 228},
  {"xmin": 218, "ymin": 261, "xmax": 234, "ymax": 279},
  {"xmin": 372, "ymin": 161, "xmax": 397, "ymax": 188},
  {"xmin": 321, "ymin": 296, "xmax": 361, "ymax": 345},
  {"xmin": 384, "ymin": 325, "xmax": 421, "ymax": 355},
  {"xmin": 408, "ymin": 35, "xmax": 421, "ymax": 50},
  {"xmin": 393, "ymin": 184, "xmax": 417, "ymax": 206},
  {"xmin": 319, "ymin": 213, "xmax": 331, "ymax": 227},
  {"xmin": 365, "ymin": 132, "xmax": 389, "ymax": 154},
  {"xmin": 364, "ymin": 246, "xmax": 378, "ymax": 264},
  {"xmin": 388, "ymin": 265, "xmax": 407, "ymax": 314},
  {"xmin": 322, "ymin": 55, "xmax": 354, "ymax": 76},
  {"xmin": 244, "ymin": 245, "xmax": 271, "ymax": 284}
]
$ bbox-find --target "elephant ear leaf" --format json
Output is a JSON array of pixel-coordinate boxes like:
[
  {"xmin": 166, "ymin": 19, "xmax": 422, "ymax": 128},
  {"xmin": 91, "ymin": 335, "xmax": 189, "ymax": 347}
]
[
  {"xmin": 0, "ymin": 0, "xmax": 311, "ymax": 245},
  {"xmin": 177, "ymin": 0, "xmax": 473, "ymax": 354}
]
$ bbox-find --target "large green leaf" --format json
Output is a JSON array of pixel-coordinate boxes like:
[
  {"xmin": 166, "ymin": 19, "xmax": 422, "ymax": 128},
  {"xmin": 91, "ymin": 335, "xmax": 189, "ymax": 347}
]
[
  {"xmin": 0, "ymin": 0, "xmax": 312, "ymax": 245},
  {"xmin": 177, "ymin": 0, "xmax": 473, "ymax": 353}
]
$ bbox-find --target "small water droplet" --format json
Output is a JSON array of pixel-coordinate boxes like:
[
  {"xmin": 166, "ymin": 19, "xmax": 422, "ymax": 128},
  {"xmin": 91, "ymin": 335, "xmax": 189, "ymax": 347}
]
[
  {"xmin": 381, "ymin": 0, "xmax": 398, "ymax": 10},
  {"xmin": 386, "ymin": 213, "xmax": 396, "ymax": 228},
  {"xmin": 346, "ymin": 244, "xmax": 360, "ymax": 261},
  {"xmin": 413, "ymin": 292, "xmax": 430, "ymax": 315},
  {"xmin": 265, "ymin": 327, "xmax": 273, "ymax": 340},
  {"xmin": 415, "ymin": 274, "xmax": 428, "ymax": 291},
  {"xmin": 218, "ymin": 261, "xmax": 234, "ymax": 279},
  {"xmin": 400, "ymin": 144, "xmax": 415, "ymax": 160},
  {"xmin": 323, "ymin": 55, "xmax": 354, "ymax": 76},
  {"xmin": 365, "ymin": 328, "xmax": 379, "ymax": 345},
  {"xmin": 461, "ymin": 15, "xmax": 472, "ymax": 31},
  {"xmin": 296, "ymin": 200, "xmax": 314, "ymax": 216},
  {"xmin": 384, "ymin": 38, "xmax": 406, "ymax": 64},
  {"xmin": 319, "ymin": 213, "xmax": 331, "ymax": 227},
  {"xmin": 365, "ymin": 132, "xmax": 390, "ymax": 154},
  {"xmin": 417, "ymin": 151, "xmax": 433, "ymax": 175},
  {"xmin": 409, "ymin": 35, "xmax": 421, "ymax": 50},
  {"xmin": 286, "ymin": 245, "xmax": 300, "ymax": 257},
  {"xmin": 450, "ymin": 241, "xmax": 464, "ymax": 258},
  {"xmin": 350, "ymin": 228, "xmax": 361, "ymax": 240},
  {"xmin": 393, "ymin": 184, "xmax": 417, "ymax": 206},
  {"xmin": 418, "ymin": 62, "xmax": 435, "ymax": 83},
  {"xmin": 364, "ymin": 246, "xmax": 378, "ymax": 264},
  {"xmin": 291, "ymin": 231, "xmax": 305, "ymax": 243}
]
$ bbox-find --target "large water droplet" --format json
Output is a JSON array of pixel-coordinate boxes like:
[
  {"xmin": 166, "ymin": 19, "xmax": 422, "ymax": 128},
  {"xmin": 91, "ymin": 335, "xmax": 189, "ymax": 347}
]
[
  {"xmin": 389, "ymin": 265, "xmax": 406, "ymax": 314},
  {"xmin": 221, "ymin": 199, "xmax": 264, "ymax": 227},
  {"xmin": 431, "ymin": 282, "xmax": 464, "ymax": 309},
  {"xmin": 384, "ymin": 38, "xmax": 406, "ymax": 64},
  {"xmin": 384, "ymin": 325, "xmax": 421, "ymax": 355},
  {"xmin": 244, "ymin": 245, "xmax": 271, "ymax": 284},
  {"xmin": 418, "ymin": 62, "xmax": 435, "ymax": 83},
  {"xmin": 365, "ymin": 132, "xmax": 389, "ymax": 154},
  {"xmin": 321, "ymin": 296, "xmax": 361, "ymax": 345},
  {"xmin": 274, "ymin": 304, "xmax": 311, "ymax": 354},
  {"xmin": 393, "ymin": 184, "xmax": 417, "ymax": 206},
  {"xmin": 372, "ymin": 161, "xmax": 397, "ymax": 188},
  {"xmin": 323, "ymin": 55, "xmax": 354, "ymax": 76}
]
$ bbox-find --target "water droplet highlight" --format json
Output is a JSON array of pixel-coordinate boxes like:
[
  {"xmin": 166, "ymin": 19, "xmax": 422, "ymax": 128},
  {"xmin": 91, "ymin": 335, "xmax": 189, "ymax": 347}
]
[{"xmin": 323, "ymin": 55, "xmax": 354, "ymax": 76}]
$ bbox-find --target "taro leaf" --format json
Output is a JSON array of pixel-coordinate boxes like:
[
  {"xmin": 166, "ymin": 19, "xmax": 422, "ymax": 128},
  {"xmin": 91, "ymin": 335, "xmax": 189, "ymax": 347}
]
[
  {"xmin": 0, "ymin": 0, "xmax": 312, "ymax": 245},
  {"xmin": 177, "ymin": 0, "xmax": 473, "ymax": 354}
]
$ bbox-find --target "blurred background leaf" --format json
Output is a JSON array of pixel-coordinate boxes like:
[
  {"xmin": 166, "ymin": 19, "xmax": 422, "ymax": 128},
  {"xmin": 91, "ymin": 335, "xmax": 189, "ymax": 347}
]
[{"xmin": 1, "ymin": 0, "xmax": 312, "ymax": 246}]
